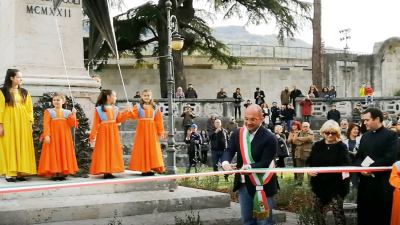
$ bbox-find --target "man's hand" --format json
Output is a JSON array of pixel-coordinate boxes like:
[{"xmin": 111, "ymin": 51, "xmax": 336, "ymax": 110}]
[
  {"xmin": 308, "ymin": 172, "xmax": 318, "ymax": 177},
  {"xmin": 222, "ymin": 162, "xmax": 236, "ymax": 171},
  {"xmin": 241, "ymin": 164, "xmax": 252, "ymax": 170},
  {"xmin": 0, "ymin": 124, "xmax": 3, "ymax": 137},
  {"xmin": 361, "ymin": 172, "xmax": 373, "ymax": 177}
]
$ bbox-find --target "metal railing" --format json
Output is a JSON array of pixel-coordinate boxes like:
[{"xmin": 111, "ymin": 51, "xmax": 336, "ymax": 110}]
[{"xmin": 138, "ymin": 43, "xmax": 346, "ymax": 59}]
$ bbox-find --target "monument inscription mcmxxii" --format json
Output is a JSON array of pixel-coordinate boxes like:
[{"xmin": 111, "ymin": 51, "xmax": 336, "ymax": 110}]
[{"xmin": 26, "ymin": 0, "xmax": 80, "ymax": 18}]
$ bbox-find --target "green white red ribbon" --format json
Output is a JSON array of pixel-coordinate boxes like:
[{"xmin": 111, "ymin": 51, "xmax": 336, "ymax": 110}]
[{"xmin": 0, "ymin": 166, "xmax": 392, "ymax": 194}]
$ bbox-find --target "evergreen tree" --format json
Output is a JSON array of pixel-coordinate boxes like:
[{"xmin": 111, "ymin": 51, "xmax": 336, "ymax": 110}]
[{"xmin": 87, "ymin": 0, "xmax": 311, "ymax": 96}]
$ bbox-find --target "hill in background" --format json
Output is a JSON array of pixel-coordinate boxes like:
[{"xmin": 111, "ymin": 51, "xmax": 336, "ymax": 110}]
[{"xmin": 212, "ymin": 26, "xmax": 311, "ymax": 47}]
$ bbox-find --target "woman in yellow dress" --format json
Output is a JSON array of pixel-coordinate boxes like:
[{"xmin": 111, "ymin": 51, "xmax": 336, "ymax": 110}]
[{"xmin": 0, "ymin": 69, "xmax": 36, "ymax": 182}]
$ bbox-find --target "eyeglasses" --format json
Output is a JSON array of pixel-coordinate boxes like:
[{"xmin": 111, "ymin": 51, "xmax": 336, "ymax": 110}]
[{"xmin": 324, "ymin": 131, "xmax": 338, "ymax": 136}]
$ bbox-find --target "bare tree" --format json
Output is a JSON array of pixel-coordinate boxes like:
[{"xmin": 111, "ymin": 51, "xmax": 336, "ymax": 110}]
[{"xmin": 312, "ymin": 0, "xmax": 322, "ymax": 89}]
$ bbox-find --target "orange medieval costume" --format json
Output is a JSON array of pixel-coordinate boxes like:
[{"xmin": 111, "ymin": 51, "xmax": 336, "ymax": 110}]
[
  {"xmin": 38, "ymin": 109, "xmax": 79, "ymax": 176},
  {"xmin": 89, "ymin": 106, "xmax": 127, "ymax": 175},
  {"xmin": 128, "ymin": 104, "xmax": 165, "ymax": 173},
  {"xmin": 390, "ymin": 161, "xmax": 400, "ymax": 225}
]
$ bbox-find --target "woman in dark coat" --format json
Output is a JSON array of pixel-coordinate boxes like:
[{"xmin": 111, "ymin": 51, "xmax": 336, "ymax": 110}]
[{"xmin": 307, "ymin": 120, "xmax": 350, "ymax": 225}]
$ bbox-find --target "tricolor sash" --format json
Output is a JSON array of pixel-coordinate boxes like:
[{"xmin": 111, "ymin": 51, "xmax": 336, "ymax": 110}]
[{"xmin": 239, "ymin": 127, "xmax": 275, "ymax": 220}]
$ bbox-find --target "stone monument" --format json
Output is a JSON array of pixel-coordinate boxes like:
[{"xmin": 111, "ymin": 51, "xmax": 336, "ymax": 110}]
[{"xmin": 0, "ymin": 0, "xmax": 99, "ymax": 114}]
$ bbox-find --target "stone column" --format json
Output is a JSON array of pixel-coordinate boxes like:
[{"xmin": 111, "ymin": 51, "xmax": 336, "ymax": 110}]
[{"xmin": 0, "ymin": 0, "xmax": 99, "ymax": 116}]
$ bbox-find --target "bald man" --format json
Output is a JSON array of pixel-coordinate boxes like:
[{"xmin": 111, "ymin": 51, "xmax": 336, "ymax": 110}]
[{"xmin": 222, "ymin": 104, "xmax": 278, "ymax": 225}]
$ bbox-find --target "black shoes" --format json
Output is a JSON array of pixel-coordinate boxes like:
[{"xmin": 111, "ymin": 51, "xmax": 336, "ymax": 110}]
[
  {"xmin": 51, "ymin": 176, "xmax": 66, "ymax": 181},
  {"xmin": 5, "ymin": 177, "xmax": 26, "ymax": 182},
  {"xmin": 103, "ymin": 174, "xmax": 116, "ymax": 179},
  {"xmin": 141, "ymin": 171, "xmax": 155, "ymax": 176},
  {"xmin": 5, "ymin": 178, "xmax": 16, "ymax": 182},
  {"xmin": 16, "ymin": 177, "xmax": 27, "ymax": 182}
]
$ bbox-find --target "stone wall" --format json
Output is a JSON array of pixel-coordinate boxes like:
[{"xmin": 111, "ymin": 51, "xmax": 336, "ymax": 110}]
[
  {"xmin": 118, "ymin": 97, "xmax": 400, "ymax": 130},
  {"xmin": 323, "ymin": 37, "xmax": 400, "ymax": 97},
  {"xmin": 97, "ymin": 57, "xmax": 313, "ymax": 106}
]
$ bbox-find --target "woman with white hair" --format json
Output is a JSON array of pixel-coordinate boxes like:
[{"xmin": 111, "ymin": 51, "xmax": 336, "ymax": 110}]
[{"xmin": 306, "ymin": 120, "xmax": 351, "ymax": 225}]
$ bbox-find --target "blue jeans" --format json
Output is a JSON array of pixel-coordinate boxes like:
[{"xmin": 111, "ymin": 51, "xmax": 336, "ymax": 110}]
[
  {"xmin": 211, "ymin": 151, "xmax": 224, "ymax": 171},
  {"xmin": 239, "ymin": 185, "xmax": 274, "ymax": 225}
]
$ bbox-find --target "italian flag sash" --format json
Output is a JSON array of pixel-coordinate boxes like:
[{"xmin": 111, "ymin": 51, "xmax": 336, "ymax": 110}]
[{"xmin": 239, "ymin": 127, "xmax": 275, "ymax": 220}]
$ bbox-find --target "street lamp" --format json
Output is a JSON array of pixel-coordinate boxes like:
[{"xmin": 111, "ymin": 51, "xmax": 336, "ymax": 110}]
[
  {"xmin": 339, "ymin": 28, "xmax": 351, "ymax": 97},
  {"xmin": 165, "ymin": 0, "xmax": 184, "ymax": 177}
]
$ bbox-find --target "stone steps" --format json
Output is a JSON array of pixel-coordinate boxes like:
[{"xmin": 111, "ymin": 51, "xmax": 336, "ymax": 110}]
[
  {"xmin": 0, "ymin": 174, "xmax": 168, "ymax": 200},
  {"xmin": 0, "ymin": 186, "xmax": 231, "ymax": 225},
  {"xmin": 32, "ymin": 203, "xmax": 290, "ymax": 225},
  {"xmin": 33, "ymin": 203, "xmax": 243, "ymax": 225}
]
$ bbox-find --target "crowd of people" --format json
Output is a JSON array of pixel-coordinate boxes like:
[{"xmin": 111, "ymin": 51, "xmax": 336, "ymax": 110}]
[
  {"xmin": 217, "ymin": 105, "xmax": 400, "ymax": 225},
  {"xmin": 179, "ymin": 84, "xmax": 400, "ymax": 225},
  {"xmin": 1, "ymin": 68, "xmax": 398, "ymax": 225}
]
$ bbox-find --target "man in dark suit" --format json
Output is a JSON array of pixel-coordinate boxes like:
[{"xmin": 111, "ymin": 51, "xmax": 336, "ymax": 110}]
[
  {"xmin": 254, "ymin": 87, "xmax": 265, "ymax": 105},
  {"xmin": 222, "ymin": 104, "xmax": 278, "ymax": 225},
  {"xmin": 355, "ymin": 108, "xmax": 398, "ymax": 225}
]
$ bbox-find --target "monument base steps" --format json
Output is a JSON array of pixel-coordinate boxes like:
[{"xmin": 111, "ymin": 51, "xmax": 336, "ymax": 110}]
[{"xmin": 0, "ymin": 174, "xmax": 287, "ymax": 225}]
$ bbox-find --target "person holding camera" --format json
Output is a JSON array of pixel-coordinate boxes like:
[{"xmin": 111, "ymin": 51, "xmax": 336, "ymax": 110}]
[
  {"xmin": 254, "ymin": 87, "xmax": 265, "ymax": 105},
  {"xmin": 181, "ymin": 105, "xmax": 196, "ymax": 137},
  {"xmin": 185, "ymin": 124, "xmax": 202, "ymax": 173}
]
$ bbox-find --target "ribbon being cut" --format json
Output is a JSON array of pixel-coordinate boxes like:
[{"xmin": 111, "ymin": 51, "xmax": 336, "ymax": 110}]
[{"xmin": 0, "ymin": 166, "xmax": 392, "ymax": 194}]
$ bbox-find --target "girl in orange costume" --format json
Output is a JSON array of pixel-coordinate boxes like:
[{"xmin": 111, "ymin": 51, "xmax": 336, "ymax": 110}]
[
  {"xmin": 38, "ymin": 93, "xmax": 78, "ymax": 181},
  {"xmin": 128, "ymin": 89, "xmax": 165, "ymax": 175},
  {"xmin": 390, "ymin": 161, "xmax": 400, "ymax": 225},
  {"xmin": 89, "ymin": 89, "xmax": 129, "ymax": 179}
]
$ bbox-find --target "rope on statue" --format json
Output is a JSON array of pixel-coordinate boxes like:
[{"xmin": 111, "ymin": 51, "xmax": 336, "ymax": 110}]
[
  {"xmin": 52, "ymin": 0, "xmax": 77, "ymax": 143},
  {"xmin": 106, "ymin": 0, "xmax": 129, "ymax": 104}
]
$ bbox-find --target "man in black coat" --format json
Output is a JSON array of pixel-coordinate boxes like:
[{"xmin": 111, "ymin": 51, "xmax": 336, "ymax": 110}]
[
  {"xmin": 185, "ymin": 84, "xmax": 198, "ymax": 98},
  {"xmin": 327, "ymin": 104, "xmax": 341, "ymax": 124},
  {"xmin": 289, "ymin": 85, "xmax": 303, "ymax": 110},
  {"xmin": 210, "ymin": 119, "xmax": 228, "ymax": 172},
  {"xmin": 355, "ymin": 108, "xmax": 398, "ymax": 225},
  {"xmin": 254, "ymin": 87, "xmax": 265, "ymax": 105},
  {"xmin": 222, "ymin": 104, "xmax": 278, "ymax": 225}
]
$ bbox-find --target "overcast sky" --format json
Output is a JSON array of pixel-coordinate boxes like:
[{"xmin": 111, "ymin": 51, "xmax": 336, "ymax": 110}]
[{"xmin": 118, "ymin": 0, "xmax": 400, "ymax": 54}]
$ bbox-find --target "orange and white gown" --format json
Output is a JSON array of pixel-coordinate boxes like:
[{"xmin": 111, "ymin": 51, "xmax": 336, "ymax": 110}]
[
  {"xmin": 38, "ymin": 108, "xmax": 79, "ymax": 176},
  {"xmin": 390, "ymin": 161, "xmax": 400, "ymax": 225},
  {"xmin": 89, "ymin": 106, "xmax": 128, "ymax": 175},
  {"xmin": 128, "ymin": 104, "xmax": 165, "ymax": 173}
]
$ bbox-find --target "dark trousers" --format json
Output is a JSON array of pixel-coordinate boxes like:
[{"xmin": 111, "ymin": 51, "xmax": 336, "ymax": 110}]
[
  {"xmin": 186, "ymin": 147, "xmax": 199, "ymax": 173},
  {"xmin": 211, "ymin": 151, "xmax": 224, "ymax": 171},
  {"xmin": 211, "ymin": 150, "xmax": 229, "ymax": 180},
  {"xmin": 313, "ymin": 195, "xmax": 346, "ymax": 225},
  {"xmin": 302, "ymin": 115, "xmax": 310, "ymax": 122},
  {"xmin": 235, "ymin": 106, "xmax": 241, "ymax": 119},
  {"xmin": 201, "ymin": 150, "xmax": 208, "ymax": 164},
  {"xmin": 183, "ymin": 124, "xmax": 192, "ymax": 140},
  {"xmin": 276, "ymin": 156, "xmax": 286, "ymax": 168}
]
